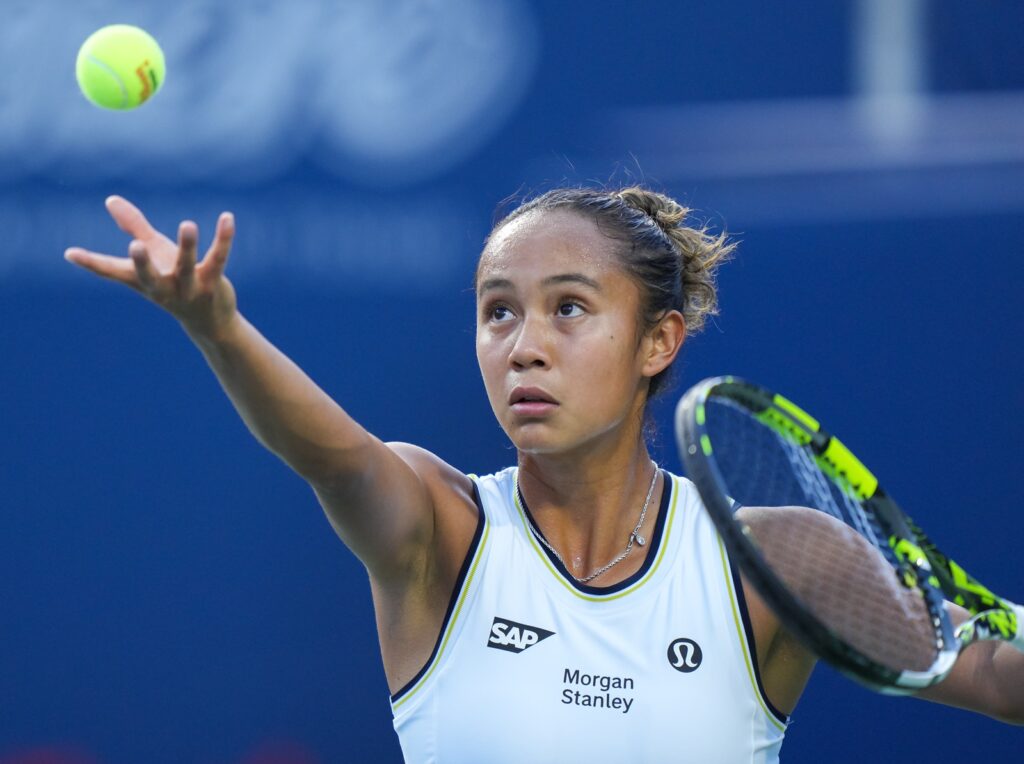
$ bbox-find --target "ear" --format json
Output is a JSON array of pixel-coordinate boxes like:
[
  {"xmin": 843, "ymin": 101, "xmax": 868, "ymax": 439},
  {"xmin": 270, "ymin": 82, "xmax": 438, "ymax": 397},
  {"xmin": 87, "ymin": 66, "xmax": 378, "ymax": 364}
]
[{"xmin": 641, "ymin": 310, "xmax": 686, "ymax": 379}]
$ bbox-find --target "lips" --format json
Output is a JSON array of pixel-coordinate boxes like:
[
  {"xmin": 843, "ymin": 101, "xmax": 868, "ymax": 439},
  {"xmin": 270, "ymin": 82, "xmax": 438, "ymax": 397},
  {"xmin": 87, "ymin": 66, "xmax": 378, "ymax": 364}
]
[
  {"xmin": 508, "ymin": 386, "xmax": 559, "ymax": 416},
  {"xmin": 509, "ymin": 386, "xmax": 557, "ymax": 405}
]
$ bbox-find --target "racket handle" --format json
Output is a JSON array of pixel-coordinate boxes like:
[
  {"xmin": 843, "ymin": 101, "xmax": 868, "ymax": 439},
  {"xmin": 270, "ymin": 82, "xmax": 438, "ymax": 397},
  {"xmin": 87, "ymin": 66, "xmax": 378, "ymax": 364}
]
[
  {"xmin": 955, "ymin": 603, "xmax": 1024, "ymax": 651},
  {"xmin": 1013, "ymin": 603, "xmax": 1024, "ymax": 652}
]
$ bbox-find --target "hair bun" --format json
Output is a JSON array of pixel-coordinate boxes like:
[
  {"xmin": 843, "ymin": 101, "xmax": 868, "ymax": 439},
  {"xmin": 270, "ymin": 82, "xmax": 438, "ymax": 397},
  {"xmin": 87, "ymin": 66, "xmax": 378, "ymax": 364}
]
[{"xmin": 615, "ymin": 187, "xmax": 688, "ymax": 232}]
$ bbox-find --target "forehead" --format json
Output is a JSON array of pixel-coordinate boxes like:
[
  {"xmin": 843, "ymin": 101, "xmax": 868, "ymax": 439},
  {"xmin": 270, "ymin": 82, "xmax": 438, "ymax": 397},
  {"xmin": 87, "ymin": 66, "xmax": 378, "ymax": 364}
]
[{"xmin": 477, "ymin": 209, "xmax": 619, "ymax": 287}]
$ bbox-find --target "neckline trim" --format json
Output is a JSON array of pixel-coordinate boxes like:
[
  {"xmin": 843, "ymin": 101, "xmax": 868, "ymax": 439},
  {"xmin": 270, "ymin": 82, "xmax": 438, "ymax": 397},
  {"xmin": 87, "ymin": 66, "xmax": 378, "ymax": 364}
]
[{"xmin": 515, "ymin": 469, "xmax": 675, "ymax": 598}]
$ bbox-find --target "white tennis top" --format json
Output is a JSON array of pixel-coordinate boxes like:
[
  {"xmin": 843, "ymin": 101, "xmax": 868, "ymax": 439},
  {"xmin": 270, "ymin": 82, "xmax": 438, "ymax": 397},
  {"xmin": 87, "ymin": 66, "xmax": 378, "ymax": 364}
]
[{"xmin": 390, "ymin": 467, "xmax": 788, "ymax": 763}]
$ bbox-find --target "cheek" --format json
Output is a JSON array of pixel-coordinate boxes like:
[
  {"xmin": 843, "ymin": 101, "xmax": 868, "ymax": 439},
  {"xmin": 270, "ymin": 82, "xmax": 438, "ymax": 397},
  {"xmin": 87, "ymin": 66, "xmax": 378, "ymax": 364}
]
[
  {"xmin": 577, "ymin": 330, "xmax": 643, "ymax": 396},
  {"xmin": 581, "ymin": 321, "xmax": 635, "ymax": 366},
  {"xmin": 476, "ymin": 334, "xmax": 503, "ymax": 386}
]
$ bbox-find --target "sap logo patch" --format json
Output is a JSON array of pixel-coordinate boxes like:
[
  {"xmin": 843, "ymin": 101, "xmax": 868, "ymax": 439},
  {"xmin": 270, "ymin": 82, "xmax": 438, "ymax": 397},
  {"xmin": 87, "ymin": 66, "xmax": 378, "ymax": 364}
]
[{"xmin": 487, "ymin": 617, "xmax": 555, "ymax": 653}]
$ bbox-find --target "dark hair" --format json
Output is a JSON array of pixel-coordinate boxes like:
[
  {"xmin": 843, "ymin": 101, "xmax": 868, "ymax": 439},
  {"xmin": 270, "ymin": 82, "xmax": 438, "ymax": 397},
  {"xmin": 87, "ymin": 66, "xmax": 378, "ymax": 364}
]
[{"xmin": 481, "ymin": 186, "xmax": 735, "ymax": 399}]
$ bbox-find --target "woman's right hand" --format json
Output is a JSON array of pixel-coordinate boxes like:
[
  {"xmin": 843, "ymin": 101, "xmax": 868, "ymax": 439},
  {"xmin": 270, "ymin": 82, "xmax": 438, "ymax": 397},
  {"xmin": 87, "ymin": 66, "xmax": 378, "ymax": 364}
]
[{"xmin": 65, "ymin": 196, "xmax": 239, "ymax": 340}]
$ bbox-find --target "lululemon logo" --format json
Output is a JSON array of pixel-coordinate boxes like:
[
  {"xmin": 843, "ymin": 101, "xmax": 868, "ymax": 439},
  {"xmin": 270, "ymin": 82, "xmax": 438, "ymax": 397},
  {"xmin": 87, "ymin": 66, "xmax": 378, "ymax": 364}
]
[{"xmin": 667, "ymin": 638, "xmax": 703, "ymax": 672}]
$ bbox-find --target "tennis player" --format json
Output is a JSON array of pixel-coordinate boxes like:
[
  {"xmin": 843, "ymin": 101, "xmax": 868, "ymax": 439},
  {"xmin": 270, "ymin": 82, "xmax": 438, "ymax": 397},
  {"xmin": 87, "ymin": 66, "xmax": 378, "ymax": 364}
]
[{"xmin": 65, "ymin": 187, "xmax": 1023, "ymax": 762}]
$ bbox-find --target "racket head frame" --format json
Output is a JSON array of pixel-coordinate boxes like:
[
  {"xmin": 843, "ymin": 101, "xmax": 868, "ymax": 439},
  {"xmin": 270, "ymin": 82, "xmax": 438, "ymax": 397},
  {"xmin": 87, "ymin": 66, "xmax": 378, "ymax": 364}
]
[{"xmin": 676, "ymin": 375, "xmax": 959, "ymax": 694}]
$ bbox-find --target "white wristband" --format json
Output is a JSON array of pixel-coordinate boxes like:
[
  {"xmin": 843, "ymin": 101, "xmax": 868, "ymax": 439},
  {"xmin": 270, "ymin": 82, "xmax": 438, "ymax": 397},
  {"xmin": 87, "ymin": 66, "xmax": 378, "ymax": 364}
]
[{"xmin": 1013, "ymin": 603, "xmax": 1024, "ymax": 652}]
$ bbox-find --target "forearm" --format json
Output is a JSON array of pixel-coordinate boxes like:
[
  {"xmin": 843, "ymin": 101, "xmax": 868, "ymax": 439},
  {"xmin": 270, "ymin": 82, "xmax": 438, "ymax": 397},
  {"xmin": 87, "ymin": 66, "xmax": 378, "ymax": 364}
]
[
  {"xmin": 919, "ymin": 604, "xmax": 1024, "ymax": 724},
  {"xmin": 186, "ymin": 312, "xmax": 373, "ymax": 486},
  {"xmin": 990, "ymin": 641, "xmax": 1024, "ymax": 724}
]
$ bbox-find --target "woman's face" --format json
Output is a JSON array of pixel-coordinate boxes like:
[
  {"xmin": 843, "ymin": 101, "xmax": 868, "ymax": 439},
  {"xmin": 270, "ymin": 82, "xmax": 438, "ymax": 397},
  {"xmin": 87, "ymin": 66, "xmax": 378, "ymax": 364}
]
[{"xmin": 475, "ymin": 210, "xmax": 658, "ymax": 456}]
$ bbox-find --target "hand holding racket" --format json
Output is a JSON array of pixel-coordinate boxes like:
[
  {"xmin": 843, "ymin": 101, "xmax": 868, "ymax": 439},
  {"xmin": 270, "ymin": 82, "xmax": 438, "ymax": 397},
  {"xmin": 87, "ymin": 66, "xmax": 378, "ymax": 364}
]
[{"xmin": 675, "ymin": 376, "xmax": 1024, "ymax": 694}]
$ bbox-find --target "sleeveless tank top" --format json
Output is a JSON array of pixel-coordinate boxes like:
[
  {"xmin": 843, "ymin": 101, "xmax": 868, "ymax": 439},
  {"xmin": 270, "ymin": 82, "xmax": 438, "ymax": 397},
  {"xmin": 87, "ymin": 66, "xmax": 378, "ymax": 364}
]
[{"xmin": 390, "ymin": 467, "xmax": 788, "ymax": 763}]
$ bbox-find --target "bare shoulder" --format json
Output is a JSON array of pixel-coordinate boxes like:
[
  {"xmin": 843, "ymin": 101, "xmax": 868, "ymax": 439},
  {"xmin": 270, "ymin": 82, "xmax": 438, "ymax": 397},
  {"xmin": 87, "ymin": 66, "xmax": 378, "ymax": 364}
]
[
  {"xmin": 387, "ymin": 442, "xmax": 475, "ymax": 507},
  {"xmin": 387, "ymin": 442, "xmax": 480, "ymax": 559}
]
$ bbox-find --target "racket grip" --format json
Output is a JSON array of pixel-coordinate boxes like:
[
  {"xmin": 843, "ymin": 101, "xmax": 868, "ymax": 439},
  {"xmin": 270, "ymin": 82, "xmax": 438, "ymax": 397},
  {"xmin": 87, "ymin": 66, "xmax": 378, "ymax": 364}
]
[{"xmin": 1014, "ymin": 603, "xmax": 1024, "ymax": 652}]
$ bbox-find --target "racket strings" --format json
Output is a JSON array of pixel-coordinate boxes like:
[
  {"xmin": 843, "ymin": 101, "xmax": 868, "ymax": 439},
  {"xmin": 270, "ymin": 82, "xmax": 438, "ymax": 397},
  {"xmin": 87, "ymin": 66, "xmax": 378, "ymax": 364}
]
[
  {"xmin": 784, "ymin": 440, "xmax": 894, "ymax": 567},
  {"xmin": 739, "ymin": 506, "xmax": 937, "ymax": 672},
  {"xmin": 706, "ymin": 399, "xmax": 940, "ymax": 673}
]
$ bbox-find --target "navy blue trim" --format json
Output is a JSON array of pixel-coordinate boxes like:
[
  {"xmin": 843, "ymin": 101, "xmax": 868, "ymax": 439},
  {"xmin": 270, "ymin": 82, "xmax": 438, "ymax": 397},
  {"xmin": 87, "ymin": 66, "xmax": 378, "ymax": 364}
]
[
  {"xmin": 389, "ymin": 480, "xmax": 486, "ymax": 704},
  {"xmin": 519, "ymin": 469, "xmax": 671, "ymax": 596},
  {"xmin": 728, "ymin": 557, "xmax": 791, "ymax": 726}
]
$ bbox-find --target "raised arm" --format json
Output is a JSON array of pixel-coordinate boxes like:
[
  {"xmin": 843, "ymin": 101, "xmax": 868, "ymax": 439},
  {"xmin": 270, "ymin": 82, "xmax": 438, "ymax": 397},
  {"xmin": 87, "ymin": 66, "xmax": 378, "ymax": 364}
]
[{"xmin": 64, "ymin": 197, "xmax": 459, "ymax": 582}]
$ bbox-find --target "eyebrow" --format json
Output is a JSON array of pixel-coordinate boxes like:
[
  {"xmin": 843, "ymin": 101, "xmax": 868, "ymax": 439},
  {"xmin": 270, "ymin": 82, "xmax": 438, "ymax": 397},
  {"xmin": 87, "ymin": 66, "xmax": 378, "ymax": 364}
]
[{"xmin": 477, "ymin": 273, "xmax": 603, "ymax": 294}]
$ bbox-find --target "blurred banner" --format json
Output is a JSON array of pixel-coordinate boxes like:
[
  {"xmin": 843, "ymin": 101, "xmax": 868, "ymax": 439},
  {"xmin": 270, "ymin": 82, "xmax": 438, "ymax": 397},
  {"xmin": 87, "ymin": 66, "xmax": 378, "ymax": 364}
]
[{"xmin": 0, "ymin": 0, "xmax": 538, "ymax": 185}]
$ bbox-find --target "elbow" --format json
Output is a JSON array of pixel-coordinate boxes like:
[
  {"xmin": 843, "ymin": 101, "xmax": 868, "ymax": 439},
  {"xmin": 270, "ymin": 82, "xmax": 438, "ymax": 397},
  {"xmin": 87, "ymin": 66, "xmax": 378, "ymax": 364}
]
[
  {"xmin": 303, "ymin": 438, "xmax": 382, "ymax": 496},
  {"xmin": 995, "ymin": 707, "xmax": 1024, "ymax": 726},
  {"xmin": 263, "ymin": 428, "xmax": 377, "ymax": 489},
  {"xmin": 985, "ymin": 690, "xmax": 1024, "ymax": 726}
]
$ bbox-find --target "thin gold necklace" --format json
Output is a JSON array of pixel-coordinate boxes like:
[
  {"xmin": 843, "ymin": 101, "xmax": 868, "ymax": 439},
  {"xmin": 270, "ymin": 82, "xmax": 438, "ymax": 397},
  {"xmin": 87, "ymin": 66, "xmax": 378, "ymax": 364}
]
[{"xmin": 520, "ymin": 463, "xmax": 659, "ymax": 584}]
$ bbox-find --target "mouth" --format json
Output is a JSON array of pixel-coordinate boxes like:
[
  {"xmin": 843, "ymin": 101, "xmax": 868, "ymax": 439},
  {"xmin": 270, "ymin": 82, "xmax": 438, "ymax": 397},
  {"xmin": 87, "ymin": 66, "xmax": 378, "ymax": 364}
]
[{"xmin": 508, "ymin": 386, "xmax": 559, "ymax": 415}]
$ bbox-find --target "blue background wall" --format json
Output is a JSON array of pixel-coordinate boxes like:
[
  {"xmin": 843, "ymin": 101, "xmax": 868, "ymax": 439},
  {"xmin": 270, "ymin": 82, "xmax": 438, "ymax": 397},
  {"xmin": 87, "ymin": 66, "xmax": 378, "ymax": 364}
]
[{"xmin": 1, "ymin": 1, "xmax": 1022, "ymax": 761}]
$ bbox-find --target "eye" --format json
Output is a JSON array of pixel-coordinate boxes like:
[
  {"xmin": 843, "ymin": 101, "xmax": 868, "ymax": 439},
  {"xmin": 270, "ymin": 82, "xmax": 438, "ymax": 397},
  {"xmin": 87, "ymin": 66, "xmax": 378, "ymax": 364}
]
[
  {"xmin": 488, "ymin": 304, "xmax": 515, "ymax": 322},
  {"xmin": 557, "ymin": 302, "xmax": 584, "ymax": 318}
]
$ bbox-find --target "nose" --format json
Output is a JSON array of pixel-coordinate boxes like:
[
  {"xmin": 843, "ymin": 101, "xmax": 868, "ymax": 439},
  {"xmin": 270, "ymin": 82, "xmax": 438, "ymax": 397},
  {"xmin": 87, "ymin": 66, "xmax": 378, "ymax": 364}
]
[{"xmin": 508, "ymin": 314, "xmax": 551, "ymax": 370}]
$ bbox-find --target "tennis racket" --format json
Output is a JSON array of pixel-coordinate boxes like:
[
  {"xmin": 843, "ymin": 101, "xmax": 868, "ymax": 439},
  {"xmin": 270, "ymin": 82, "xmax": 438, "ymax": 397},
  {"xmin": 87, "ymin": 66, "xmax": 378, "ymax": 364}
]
[{"xmin": 675, "ymin": 375, "xmax": 1024, "ymax": 694}]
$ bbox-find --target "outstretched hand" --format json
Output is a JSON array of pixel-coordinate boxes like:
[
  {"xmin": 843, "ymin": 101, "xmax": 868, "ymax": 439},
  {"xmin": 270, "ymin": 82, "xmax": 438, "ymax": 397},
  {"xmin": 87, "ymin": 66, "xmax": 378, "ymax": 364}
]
[{"xmin": 65, "ymin": 196, "xmax": 239, "ymax": 339}]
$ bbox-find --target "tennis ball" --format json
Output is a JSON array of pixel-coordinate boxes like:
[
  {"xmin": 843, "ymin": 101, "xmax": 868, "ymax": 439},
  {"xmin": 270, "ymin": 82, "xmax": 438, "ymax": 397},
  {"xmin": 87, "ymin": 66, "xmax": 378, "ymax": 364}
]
[{"xmin": 76, "ymin": 25, "xmax": 165, "ymax": 110}]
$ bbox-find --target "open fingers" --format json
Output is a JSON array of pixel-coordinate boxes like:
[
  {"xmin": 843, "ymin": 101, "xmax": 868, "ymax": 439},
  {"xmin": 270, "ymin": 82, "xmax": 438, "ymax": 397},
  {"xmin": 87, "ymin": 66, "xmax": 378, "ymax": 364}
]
[
  {"xmin": 64, "ymin": 247, "xmax": 140, "ymax": 288},
  {"xmin": 199, "ymin": 212, "xmax": 235, "ymax": 281},
  {"xmin": 106, "ymin": 195, "xmax": 159, "ymax": 240},
  {"xmin": 129, "ymin": 240, "xmax": 160, "ymax": 291},
  {"xmin": 175, "ymin": 220, "xmax": 199, "ymax": 293}
]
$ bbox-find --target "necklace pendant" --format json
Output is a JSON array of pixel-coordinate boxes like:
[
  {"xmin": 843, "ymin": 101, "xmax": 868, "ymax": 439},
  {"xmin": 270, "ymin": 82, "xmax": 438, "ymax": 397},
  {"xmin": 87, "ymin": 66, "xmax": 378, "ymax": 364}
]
[{"xmin": 518, "ymin": 461, "xmax": 658, "ymax": 585}]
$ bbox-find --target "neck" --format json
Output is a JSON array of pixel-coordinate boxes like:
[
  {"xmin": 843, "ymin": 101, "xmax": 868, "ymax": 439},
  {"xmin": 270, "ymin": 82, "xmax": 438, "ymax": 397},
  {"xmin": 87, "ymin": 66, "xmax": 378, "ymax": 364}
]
[{"xmin": 517, "ymin": 440, "xmax": 661, "ymax": 584}]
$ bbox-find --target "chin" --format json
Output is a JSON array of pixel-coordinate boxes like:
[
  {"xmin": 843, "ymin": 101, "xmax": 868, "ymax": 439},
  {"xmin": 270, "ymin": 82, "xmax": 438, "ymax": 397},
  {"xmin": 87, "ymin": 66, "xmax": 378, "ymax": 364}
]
[
  {"xmin": 515, "ymin": 442, "xmax": 559, "ymax": 456},
  {"xmin": 505, "ymin": 426, "xmax": 563, "ymax": 456},
  {"xmin": 509, "ymin": 436, "xmax": 555, "ymax": 455},
  {"xmin": 510, "ymin": 428, "xmax": 588, "ymax": 457},
  {"xmin": 509, "ymin": 418, "xmax": 629, "ymax": 458}
]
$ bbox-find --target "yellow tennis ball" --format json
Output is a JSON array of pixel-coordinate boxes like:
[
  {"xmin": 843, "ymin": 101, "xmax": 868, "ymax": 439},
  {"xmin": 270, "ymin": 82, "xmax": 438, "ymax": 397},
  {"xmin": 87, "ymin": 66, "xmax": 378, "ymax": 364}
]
[{"xmin": 76, "ymin": 25, "xmax": 165, "ymax": 110}]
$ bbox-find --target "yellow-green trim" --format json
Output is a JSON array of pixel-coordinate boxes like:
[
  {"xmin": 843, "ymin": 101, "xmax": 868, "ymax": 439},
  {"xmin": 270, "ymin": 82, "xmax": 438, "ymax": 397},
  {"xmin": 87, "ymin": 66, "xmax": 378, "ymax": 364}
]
[
  {"xmin": 717, "ymin": 536, "xmax": 788, "ymax": 733},
  {"xmin": 773, "ymin": 393, "xmax": 819, "ymax": 432},
  {"xmin": 818, "ymin": 437, "xmax": 878, "ymax": 500},
  {"xmin": 513, "ymin": 473, "xmax": 679, "ymax": 602},
  {"xmin": 391, "ymin": 518, "xmax": 491, "ymax": 712}
]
